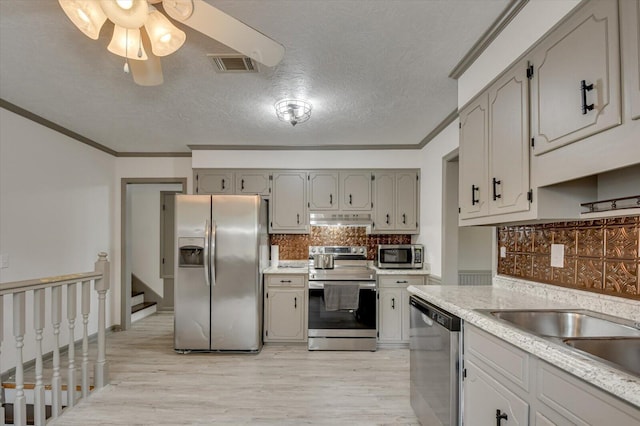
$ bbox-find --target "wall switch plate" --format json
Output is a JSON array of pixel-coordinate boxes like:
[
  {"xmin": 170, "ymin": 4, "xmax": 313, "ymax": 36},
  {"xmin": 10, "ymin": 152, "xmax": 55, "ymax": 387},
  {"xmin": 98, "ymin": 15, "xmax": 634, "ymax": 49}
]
[
  {"xmin": 0, "ymin": 254, "xmax": 8, "ymax": 269},
  {"xmin": 551, "ymin": 244, "xmax": 564, "ymax": 268},
  {"xmin": 500, "ymin": 247, "xmax": 507, "ymax": 258}
]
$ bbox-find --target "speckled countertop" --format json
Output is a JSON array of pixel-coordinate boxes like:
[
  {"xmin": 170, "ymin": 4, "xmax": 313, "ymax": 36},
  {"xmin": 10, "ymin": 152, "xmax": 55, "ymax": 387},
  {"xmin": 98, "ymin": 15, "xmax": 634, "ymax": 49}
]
[
  {"xmin": 264, "ymin": 262, "xmax": 430, "ymax": 276},
  {"xmin": 368, "ymin": 264, "xmax": 430, "ymax": 275},
  {"xmin": 408, "ymin": 276, "xmax": 640, "ymax": 408}
]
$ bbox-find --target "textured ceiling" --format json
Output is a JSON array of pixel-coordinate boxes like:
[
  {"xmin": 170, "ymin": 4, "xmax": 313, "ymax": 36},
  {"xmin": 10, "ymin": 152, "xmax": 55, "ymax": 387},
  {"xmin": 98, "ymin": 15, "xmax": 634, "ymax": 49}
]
[{"xmin": 0, "ymin": 0, "xmax": 509, "ymax": 153}]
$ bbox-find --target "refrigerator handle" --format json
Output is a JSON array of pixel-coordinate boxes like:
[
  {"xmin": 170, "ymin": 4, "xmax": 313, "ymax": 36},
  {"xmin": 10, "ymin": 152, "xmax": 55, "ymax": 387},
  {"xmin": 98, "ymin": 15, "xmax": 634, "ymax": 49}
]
[
  {"xmin": 204, "ymin": 220, "xmax": 211, "ymax": 287},
  {"xmin": 211, "ymin": 221, "xmax": 217, "ymax": 287}
]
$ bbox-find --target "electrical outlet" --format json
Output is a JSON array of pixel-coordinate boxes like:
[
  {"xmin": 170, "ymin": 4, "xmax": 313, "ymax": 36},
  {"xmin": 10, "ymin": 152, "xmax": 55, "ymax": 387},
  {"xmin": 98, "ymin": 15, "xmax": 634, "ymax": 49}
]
[
  {"xmin": 551, "ymin": 244, "xmax": 565, "ymax": 268},
  {"xmin": 500, "ymin": 247, "xmax": 507, "ymax": 258},
  {"xmin": 0, "ymin": 254, "xmax": 8, "ymax": 269}
]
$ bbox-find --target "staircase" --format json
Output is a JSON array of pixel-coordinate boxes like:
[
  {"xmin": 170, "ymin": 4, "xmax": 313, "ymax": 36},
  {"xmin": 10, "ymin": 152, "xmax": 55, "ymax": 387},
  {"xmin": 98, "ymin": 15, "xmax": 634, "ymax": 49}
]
[{"xmin": 131, "ymin": 291, "xmax": 157, "ymax": 323}]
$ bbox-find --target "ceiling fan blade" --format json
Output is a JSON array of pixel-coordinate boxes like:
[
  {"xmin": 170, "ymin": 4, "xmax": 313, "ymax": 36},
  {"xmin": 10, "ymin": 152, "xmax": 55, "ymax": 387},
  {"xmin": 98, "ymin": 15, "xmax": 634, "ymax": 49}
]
[
  {"xmin": 163, "ymin": 0, "xmax": 285, "ymax": 67},
  {"xmin": 129, "ymin": 28, "xmax": 164, "ymax": 86}
]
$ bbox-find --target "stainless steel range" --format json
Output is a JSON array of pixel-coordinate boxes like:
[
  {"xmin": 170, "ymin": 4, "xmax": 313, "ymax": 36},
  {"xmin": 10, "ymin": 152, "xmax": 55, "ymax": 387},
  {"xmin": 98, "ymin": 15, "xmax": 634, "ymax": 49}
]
[{"xmin": 307, "ymin": 246, "xmax": 377, "ymax": 351}]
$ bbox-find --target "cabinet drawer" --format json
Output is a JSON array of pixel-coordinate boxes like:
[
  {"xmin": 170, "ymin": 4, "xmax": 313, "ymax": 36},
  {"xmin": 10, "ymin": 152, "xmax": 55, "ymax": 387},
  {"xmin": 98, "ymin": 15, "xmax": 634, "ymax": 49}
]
[
  {"xmin": 465, "ymin": 325, "xmax": 530, "ymax": 391},
  {"xmin": 266, "ymin": 275, "xmax": 305, "ymax": 287},
  {"xmin": 378, "ymin": 275, "xmax": 425, "ymax": 287}
]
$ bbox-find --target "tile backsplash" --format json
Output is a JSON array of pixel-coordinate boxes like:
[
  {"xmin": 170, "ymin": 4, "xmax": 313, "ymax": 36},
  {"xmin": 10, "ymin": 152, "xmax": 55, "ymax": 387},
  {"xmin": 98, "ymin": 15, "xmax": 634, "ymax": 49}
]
[
  {"xmin": 270, "ymin": 226, "xmax": 411, "ymax": 260},
  {"xmin": 497, "ymin": 216, "xmax": 640, "ymax": 300}
]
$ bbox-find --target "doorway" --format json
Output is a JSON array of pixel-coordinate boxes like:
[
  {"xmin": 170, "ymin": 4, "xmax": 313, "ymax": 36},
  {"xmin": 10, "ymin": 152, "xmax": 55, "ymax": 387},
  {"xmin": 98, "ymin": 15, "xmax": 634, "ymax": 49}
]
[
  {"xmin": 441, "ymin": 150, "xmax": 493, "ymax": 285},
  {"xmin": 121, "ymin": 178, "xmax": 187, "ymax": 330}
]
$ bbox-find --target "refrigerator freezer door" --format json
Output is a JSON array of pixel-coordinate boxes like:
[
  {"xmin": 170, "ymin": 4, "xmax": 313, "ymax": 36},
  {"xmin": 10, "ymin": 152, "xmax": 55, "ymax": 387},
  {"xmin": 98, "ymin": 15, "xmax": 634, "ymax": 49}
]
[
  {"xmin": 174, "ymin": 195, "xmax": 212, "ymax": 351},
  {"xmin": 210, "ymin": 195, "xmax": 264, "ymax": 351}
]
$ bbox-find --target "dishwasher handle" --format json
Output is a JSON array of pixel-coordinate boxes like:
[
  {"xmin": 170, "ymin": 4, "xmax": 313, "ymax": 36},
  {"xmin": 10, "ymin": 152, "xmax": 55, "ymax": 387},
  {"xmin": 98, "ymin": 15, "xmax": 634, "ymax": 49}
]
[{"xmin": 410, "ymin": 296, "xmax": 461, "ymax": 331}]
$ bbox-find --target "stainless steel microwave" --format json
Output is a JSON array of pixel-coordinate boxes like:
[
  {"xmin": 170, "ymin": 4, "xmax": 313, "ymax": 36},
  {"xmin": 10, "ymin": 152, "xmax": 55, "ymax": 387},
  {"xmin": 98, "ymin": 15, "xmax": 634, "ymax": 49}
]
[{"xmin": 377, "ymin": 244, "xmax": 423, "ymax": 269}]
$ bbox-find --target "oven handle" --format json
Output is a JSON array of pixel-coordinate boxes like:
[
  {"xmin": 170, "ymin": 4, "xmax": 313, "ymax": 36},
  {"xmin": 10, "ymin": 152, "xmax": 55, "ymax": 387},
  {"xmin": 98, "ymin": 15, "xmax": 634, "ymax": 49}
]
[{"xmin": 309, "ymin": 281, "xmax": 376, "ymax": 290}]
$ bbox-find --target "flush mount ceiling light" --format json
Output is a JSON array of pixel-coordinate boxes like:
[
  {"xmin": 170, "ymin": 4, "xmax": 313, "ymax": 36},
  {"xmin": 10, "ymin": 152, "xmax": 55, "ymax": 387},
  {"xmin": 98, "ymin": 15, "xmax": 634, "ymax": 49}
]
[
  {"xmin": 58, "ymin": 0, "xmax": 285, "ymax": 86},
  {"xmin": 275, "ymin": 99, "xmax": 312, "ymax": 126}
]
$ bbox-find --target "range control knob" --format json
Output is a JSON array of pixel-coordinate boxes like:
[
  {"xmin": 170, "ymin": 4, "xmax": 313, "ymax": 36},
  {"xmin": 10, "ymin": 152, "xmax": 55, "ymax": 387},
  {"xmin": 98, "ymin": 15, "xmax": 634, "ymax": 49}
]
[
  {"xmin": 359, "ymin": 248, "xmax": 365, "ymax": 253},
  {"xmin": 311, "ymin": 248, "xmax": 316, "ymax": 253}
]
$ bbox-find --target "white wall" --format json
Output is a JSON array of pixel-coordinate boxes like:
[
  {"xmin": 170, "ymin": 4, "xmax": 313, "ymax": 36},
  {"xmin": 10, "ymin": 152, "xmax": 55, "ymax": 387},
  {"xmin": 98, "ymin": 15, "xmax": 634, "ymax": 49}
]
[
  {"xmin": 458, "ymin": 0, "xmax": 580, "ymax": 106},
  {"xmin": 415, "ymin": 121, "xmax": 459, "ymax": 278},
  {"xmin": 458, "ymin": 227, "xmax": 494, "ymax": 270},
  {"xmin": 0, "ymin": 107, "xmax": 115, "ymax": 371},
  {"xmin": 130, "ymin": 183, "xmax": 182, "ymax": 297}
]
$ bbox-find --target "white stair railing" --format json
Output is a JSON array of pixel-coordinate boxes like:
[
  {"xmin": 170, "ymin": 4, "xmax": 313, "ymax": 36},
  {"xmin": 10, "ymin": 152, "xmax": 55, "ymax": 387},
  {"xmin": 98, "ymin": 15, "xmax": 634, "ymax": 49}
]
[{"xmin": 0, "ymin": 252, "xmax": 111, "ymax": 425}]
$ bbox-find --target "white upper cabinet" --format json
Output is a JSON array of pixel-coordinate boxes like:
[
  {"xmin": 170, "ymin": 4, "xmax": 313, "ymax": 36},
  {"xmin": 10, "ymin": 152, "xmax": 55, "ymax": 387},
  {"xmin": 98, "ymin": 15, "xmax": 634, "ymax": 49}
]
[
  {"xmin": 270, "ymin": 171, "xmax": 308, "ymax": 234},
  {"xmin": 530, "ymin": 0, "xmax": 621, "ymax": 155},
  {"xmin": 459, "ymin": 59, "xmax": 530, "ymax": 221},
  {"xmin": 340, "ymin": 170, "xmax": 372, "ymax": 211},
  {"xmin": 395, "ymin": 172, "xmax": 419, "ymax": 232},
  {"xmin": 372, "ymin": 170, "xmax": 420, "ymax": 234},
  {"xmin": 621, "ymin": 0, "xmax": 640, "ymax": 120},
  {"xmin": 372, "ymin": 172, "xmax": 396, "ymax": 232},
  {"xmin": 195, "ymin": 170, "xmax": 234, "ymax": 194},
  {"xmin": 308, "ymin": 171, "xmax": 339, "ymax": 211},
  {"xmin": 235, "ymin": 171, "xmax": 270, "ymax": 196}
]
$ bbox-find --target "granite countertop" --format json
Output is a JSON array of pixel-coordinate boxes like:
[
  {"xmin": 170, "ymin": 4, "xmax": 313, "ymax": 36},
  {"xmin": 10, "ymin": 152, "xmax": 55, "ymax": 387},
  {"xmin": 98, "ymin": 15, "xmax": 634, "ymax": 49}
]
[
  {"xmin": 369, "ymin": 265, "xmax": 430, "ymax": 276},
  {"xmin": 407, "ymin": 276, "xmax": 640, "ymax": 408},
  {"xmin": 264, "ymin": 262, "xmax": 430, "ymax": 276}
]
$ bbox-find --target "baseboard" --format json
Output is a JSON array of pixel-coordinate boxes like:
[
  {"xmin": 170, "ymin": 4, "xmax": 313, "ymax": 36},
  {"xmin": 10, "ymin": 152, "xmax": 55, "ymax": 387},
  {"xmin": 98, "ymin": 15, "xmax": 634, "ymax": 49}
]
[{"xmin": 428, "ymin": 275, "xmax": 442, "ymax": 285}]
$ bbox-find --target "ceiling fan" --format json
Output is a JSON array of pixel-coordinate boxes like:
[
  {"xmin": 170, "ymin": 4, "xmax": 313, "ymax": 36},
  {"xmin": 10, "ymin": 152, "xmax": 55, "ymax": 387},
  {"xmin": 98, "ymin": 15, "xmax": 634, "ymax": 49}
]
[{"xmin": 58, "ymin": 0, "xmax": 285, "ymax": 85}]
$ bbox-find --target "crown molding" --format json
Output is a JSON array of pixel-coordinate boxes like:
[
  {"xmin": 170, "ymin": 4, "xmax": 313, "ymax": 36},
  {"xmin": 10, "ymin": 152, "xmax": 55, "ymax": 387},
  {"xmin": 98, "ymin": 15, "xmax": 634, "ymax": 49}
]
[
  {"xmin": 417, "ymin": 109, "xmax": 458, "ymax": 148},
  {"xmin": 448, "ymin": 0, "xmax": 529, "ymax": 80}
]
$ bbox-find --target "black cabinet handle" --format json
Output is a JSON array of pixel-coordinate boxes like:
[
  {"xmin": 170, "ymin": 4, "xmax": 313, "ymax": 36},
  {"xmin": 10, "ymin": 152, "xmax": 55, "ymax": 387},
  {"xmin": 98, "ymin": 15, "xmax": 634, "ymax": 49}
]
[
  {"xmin": 402, "ymin": 213, "xmax": 406, "ymax": 224},
  {"xmin": 280, "ymin": 280, "xmax": 292, "ymax": 283},
  {"xmin": 241, "ymin": 179, "xmax": 245, "ymax": 191},
  {"xmin": 492, "ymin": 178, "xmax": 502, "ymax": 201},
  {"xmin": 496, "ymin": 409, "xmax": 508, "ymax": 425},
  {"xmin": 349, "ymin": 194, "xmax": 353, "ymax": 205},
  {"xmin": 396, "ymin": 280, "xmax": 408, "ymax": 284},
  {"xmin": 386, "ymin": 214, "xmax": 390, "ymax": 225},
  {"xmin": 330, "ymin": 194, "xmax": 333, "ymax": 205},
  {"xmin": 297, "ymin": 213, "xmax": 300, "ymax": 224},
  {"xmin": 581, "ymin": 80, "xmax": 594, "ymax": 115},
  {"xmin": 294, "ymin": 297, "xmax": 297, "ymax": 309},
  {"xmin": 391, "ymin": 298, "xmax": 395, "ymax": 309},
  {"xmin": 221, "ymin": 179, "xmax": 225, "ymax": 190},
  {"xmin": 472, "ymin": 184, "xmax": 479, "ymax": 205}
]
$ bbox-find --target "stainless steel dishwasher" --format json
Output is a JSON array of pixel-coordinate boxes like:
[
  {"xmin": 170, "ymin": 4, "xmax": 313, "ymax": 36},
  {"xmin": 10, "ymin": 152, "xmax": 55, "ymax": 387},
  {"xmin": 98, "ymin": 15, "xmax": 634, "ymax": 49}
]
[{"xmin": 410, "ymin": 295, "xmax": 462, "ymax": 426}]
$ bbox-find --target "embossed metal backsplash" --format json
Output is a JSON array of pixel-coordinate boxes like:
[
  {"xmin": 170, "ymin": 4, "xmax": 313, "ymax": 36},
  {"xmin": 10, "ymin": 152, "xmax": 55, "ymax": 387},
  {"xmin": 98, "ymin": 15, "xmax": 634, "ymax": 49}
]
[
  {"xmin": 270, "ymin": 227, "xmax": 411, "ymax": 260},
  {"xmin": 497, "ymin": 216, "xmax": 640, "ymax": 300}
]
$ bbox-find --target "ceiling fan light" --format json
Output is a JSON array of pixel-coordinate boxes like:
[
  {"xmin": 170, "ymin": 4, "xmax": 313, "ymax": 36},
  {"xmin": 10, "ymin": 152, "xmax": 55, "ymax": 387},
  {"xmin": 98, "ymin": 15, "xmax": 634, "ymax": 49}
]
[
  {"xmin": 58, "ymin": 0, "xmax": 107, "ymax": 40},
  {"xmin": 108, "ymin": 25, "xmax": 149, "ymax": 60},
  {"xmin": 275, "ymin": 99, "xmax": 312, "ymax": 126},
  {"xmin": 99, "ymin": 0, "xmax": 148, "ymax": 29},
  {"xmin": 145, "ymin": 9, "xmax": 186, "ymax": 56}
]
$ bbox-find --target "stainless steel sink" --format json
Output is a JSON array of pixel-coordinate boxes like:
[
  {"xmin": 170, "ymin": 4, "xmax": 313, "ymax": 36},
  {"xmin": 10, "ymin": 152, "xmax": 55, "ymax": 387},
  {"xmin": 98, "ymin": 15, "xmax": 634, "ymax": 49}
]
[
  {"xmin": 564, "ymin": 337, "xmax": 640, "ymax": 376},
  {"xmin": 482, "ymin": 309, "xmax": 640, "ymax": 338}
]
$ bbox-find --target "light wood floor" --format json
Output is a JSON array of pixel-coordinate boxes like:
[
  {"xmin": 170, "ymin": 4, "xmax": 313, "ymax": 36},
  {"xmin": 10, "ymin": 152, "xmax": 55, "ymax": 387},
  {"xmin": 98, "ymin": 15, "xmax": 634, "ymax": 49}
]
[{"xmin": 49, "ymin": 312, "xmax": 419, "ymax": 425}]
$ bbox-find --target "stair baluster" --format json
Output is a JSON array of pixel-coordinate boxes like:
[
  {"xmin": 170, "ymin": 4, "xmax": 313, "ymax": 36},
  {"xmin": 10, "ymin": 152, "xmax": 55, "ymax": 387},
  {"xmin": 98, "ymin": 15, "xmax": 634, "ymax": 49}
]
[
  {"xmin": 51, "ymin": 286, "xmax": 62, "ymax": 418},
  {"xmin": 94, "ymin": 253, "xmax": 110, "ymax": 388},
  {"xmin": 81, "ymin": 280, "xmax": 91, "ymax": 398},
  {"xmin": 33, "ymin": 288, "xmax": 46, "ymax": 426},
  {"xmin": 13, "ymin": 292, "xmax": 26, "ymax": 426},
  {"xmin": 67, "ymin": 283, "xmax": 77, "ymax": 408}
]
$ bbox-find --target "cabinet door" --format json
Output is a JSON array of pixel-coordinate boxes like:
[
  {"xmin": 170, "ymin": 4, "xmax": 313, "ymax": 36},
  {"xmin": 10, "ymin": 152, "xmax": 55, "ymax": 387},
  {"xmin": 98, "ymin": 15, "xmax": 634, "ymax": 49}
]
[
  {"xmin": 372, "ymin": 172, "xmax": 395, "ymax": 232},
  {"xmin": 265, "ymin": 288, "xmax": 305, "ymax": 341},
  {"xmin": 531, "ymin": 0, "xmax": 621, "ymax": 155},
  {"xmin": 308, "ymin": 171, "xmax": 339, "ymax": 210},
  {"xmin": 340, "ymin": 171, "xmax": 372, "ymax": 210},
  {"xmin": 622, "ymin": 0, "xmax": 640, "ymax": 120},
  {"xmin": 195, "ymin": 170, "xmax": 234, "ymax": 194},
  {"xmin": 395, "ymin": 172, "xmax": 418, "ymax": 231},
  {"xmin": 378, "ymin": 287, "xmax": 403, "ymax": 342},
  {"xmin": 270, "ymin": 171, "xmax": 308, "ymax": 233},
  {"xmin": 488, "ymin": 60, "xmax": 531, "ymax": 216},
  {"xmin": 463, "ymin": 359, "xmax": 529, "ymax": 426},
  {"xmin": 459, "ymin": 96, "xmax": 489, "ymax": 219},
  {"xmin": 235, "ymin": 171, "xmax": 270, "ymax": 196}
]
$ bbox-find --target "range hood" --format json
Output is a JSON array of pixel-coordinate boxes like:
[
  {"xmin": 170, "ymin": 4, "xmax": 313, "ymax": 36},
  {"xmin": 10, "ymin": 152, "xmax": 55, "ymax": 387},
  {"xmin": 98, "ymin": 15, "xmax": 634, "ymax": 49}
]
[{"xmin": 309, "ymin": 212, "xmax": 373, "ymax": 227}]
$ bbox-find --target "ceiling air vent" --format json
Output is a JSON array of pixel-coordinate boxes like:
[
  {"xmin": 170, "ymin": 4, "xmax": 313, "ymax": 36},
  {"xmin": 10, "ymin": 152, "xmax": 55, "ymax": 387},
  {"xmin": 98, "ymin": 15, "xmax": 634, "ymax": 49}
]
[{"xmin": 207, "ymin": 54, "xmax": 258, "ymax": 73}]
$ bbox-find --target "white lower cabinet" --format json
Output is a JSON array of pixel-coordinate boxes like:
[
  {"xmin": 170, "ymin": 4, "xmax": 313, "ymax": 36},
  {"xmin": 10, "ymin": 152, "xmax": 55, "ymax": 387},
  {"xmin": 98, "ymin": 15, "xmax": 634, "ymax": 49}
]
[
  {"xmin": 377, "ymin": 275, "xmax": 425, "ymax": 345},
  {"xmin": 464, "ymin": 359, "xmax": 529, "ymax": 426},
  {"xmin": 264, "ymin": 274, "xmax": 307, "ymax": 342},
  {"xmin": 463, "ymin": 324, "xmax": 640, "ymax": 425}
]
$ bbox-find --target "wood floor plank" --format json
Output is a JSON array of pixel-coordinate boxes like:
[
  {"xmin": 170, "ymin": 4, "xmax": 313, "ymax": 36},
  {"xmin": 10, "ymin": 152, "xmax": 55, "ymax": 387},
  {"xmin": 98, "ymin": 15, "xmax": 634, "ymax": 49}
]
[{"xmin": 48, "ymin": 312, "xmax": 419, "ymax": 425}]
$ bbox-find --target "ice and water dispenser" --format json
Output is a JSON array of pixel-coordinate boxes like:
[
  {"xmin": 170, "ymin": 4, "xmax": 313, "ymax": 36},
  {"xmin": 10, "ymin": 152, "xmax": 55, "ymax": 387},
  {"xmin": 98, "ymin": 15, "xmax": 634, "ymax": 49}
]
[{"xmin": 178, "ymin": 237, "xmax": 204, "ymax": 267}]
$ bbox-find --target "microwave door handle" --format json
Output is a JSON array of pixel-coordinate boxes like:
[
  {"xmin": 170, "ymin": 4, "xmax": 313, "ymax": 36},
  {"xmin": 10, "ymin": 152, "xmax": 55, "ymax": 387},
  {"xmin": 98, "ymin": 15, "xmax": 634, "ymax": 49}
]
[
  {"xmin": 210, "ymin": 221, "xmax": 217, "ymax": 287},
  {"xmin": 204, "ymin": 220, "xmax": 211, "ymax": 287}
]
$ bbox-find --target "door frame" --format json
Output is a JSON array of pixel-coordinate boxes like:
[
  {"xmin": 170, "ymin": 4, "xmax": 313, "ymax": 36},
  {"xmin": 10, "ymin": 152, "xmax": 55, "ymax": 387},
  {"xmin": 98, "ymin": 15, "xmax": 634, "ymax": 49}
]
[
  {"xmin": 441, "ymin": 148, "xmax": 459, "ymax": 285},
  {"xmin": 120, "ymin": 177, "xmax": 187, "ymax": 330}
]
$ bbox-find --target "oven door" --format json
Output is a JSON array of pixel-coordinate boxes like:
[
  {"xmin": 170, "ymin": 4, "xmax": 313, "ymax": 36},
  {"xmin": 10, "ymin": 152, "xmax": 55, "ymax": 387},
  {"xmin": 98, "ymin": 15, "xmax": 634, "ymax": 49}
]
[{"xmin": 308, "ymin": 280, "xmax": 377, "ymax": 337}]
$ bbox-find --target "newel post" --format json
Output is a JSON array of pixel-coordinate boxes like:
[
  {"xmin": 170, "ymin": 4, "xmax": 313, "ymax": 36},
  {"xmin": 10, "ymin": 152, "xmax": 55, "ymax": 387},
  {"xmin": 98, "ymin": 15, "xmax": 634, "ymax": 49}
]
[{"xmin": 94, "ymin": 252, "xmax": 110, "ymax": 388}]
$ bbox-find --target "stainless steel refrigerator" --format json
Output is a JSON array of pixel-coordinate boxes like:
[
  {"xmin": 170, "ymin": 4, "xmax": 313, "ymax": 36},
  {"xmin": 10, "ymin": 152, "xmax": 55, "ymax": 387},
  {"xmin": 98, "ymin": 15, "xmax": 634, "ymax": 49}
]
[{"xmin": 174, "ymin": 194, "xmax": 268, "ymax": 352}]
